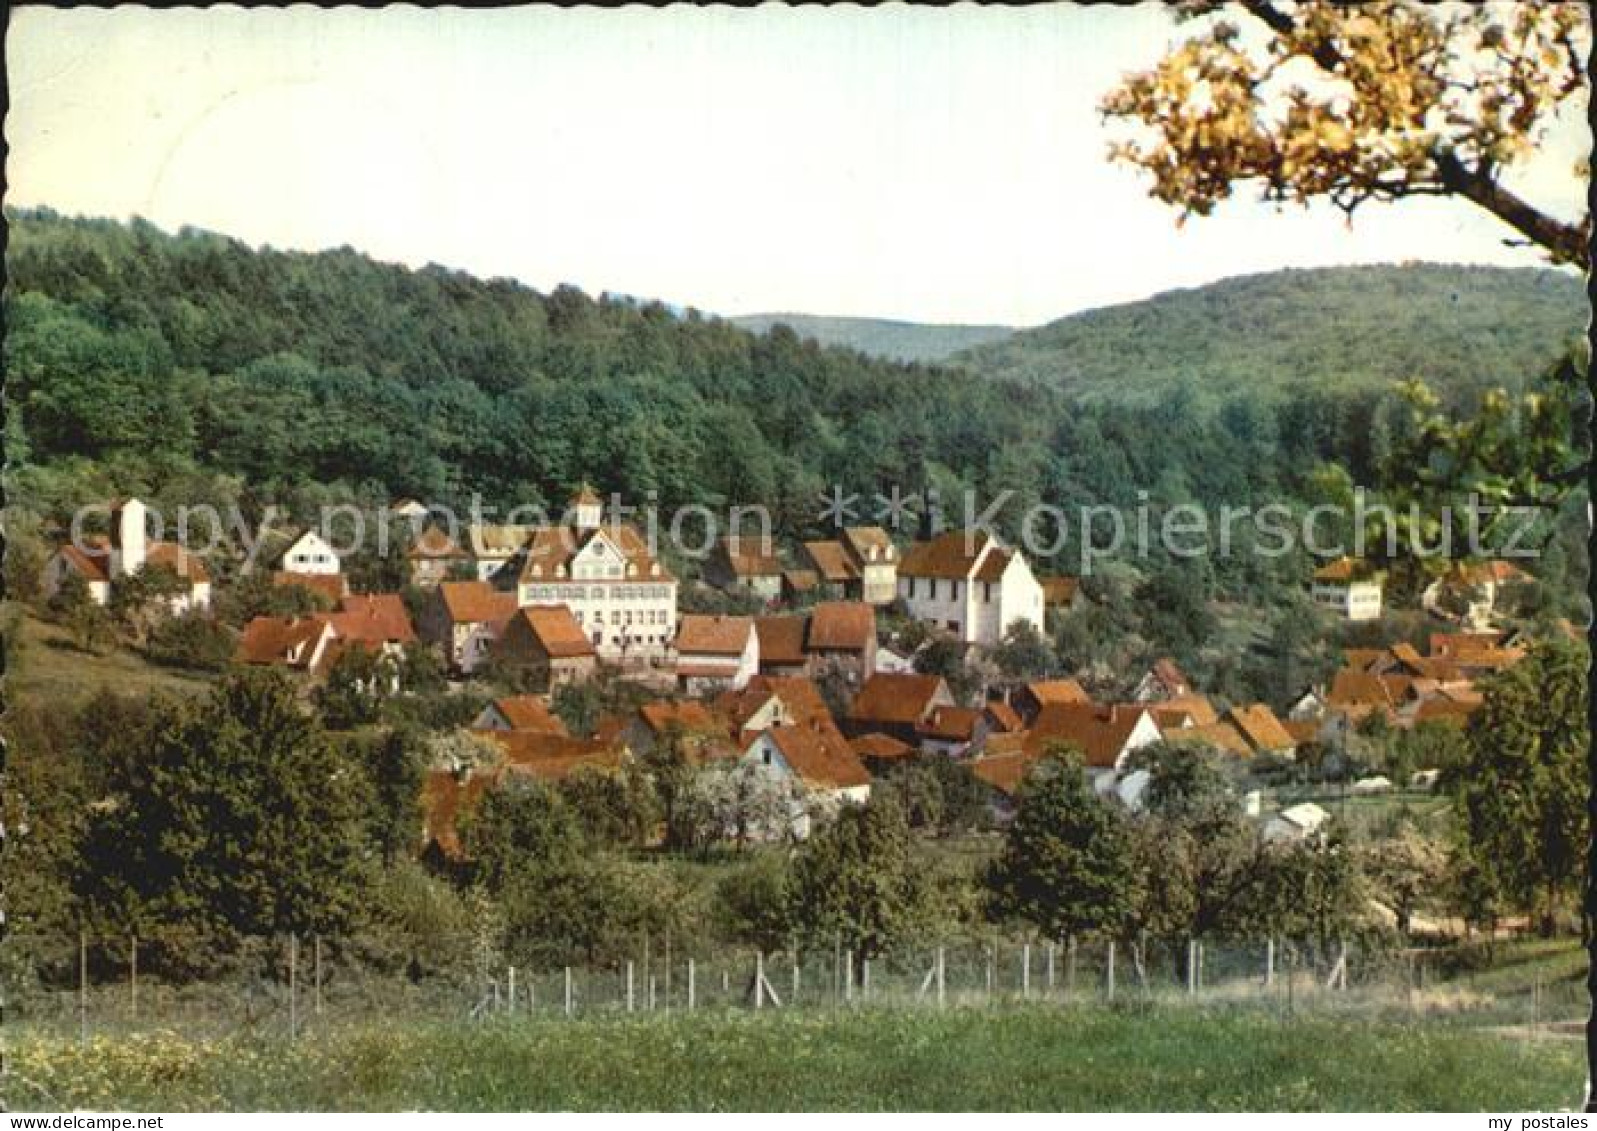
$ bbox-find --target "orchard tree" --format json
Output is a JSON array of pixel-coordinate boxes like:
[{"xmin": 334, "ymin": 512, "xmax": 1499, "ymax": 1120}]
[
  {"xmin": 77, "ymin": 670, "xmax": 369, "ymax": 955},
  {"xmin": 1105, "ymin": 2, "xmax": 1592, "ymax": 568},
  {"xmin": 1450, "ymin": 639, "xmax": 1587, "ymax": 935},
  {"xmin": 457, "ymin": 776, "xmax": 584, "ymax": 893},
  {"xmin": 1104, "ymin": 1, "xmax": 1590, "ymax": 268},
  {"xmin": 985, "ymin": 748, "xmax": 1137, "ymax": 940},
  {"xmin": 991, "ymin": 620, "xmax": 1058, "ymax": 681},
  {"xmin": 787, "ymin": 794, "xmax": 927, "ymax": 962},
  {"xmin": 1363, "ymin": 824, "xmax": 1447, "ymax": 935}
]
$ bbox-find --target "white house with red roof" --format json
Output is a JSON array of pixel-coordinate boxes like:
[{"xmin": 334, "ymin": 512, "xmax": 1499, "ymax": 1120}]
[
  {"xmin": 895, "ymin": 530, "xmax": 1043, "ymax": 647},
  {"xmin": 43, "ymin": 498, "xmax": 211, "ymax": 614}
]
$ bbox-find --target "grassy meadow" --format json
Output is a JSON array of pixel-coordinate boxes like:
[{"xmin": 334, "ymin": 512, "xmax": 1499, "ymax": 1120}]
[{"xmin": 8, "ymin": 1004, "xmax": 1583, "ymax": 1111}]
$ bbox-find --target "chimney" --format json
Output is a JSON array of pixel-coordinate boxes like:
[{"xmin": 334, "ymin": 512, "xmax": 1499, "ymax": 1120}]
[{"xmin": 112, "ymin": 498, "xmax": 148, "ymax": 576}]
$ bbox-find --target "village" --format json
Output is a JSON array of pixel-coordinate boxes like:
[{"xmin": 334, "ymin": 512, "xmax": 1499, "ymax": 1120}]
[{"xmin": 38, "ymin": 487, "xmax": 1562, "ymax": 865}]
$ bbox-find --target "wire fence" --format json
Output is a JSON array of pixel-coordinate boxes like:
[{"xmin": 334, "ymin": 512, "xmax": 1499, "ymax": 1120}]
[{"xmin": 6, "ymin": 932, "xmax": 1580, "ymax": 1043}]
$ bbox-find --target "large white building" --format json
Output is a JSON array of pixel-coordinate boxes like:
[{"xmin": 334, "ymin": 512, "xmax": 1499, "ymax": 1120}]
[
  {"xmin": 895, "ymin": 530, "xmax": 1044, "ymax": 646},
  {"xmin": 500, "ymin": 488, "xmax": 679, "ymax": 662}
]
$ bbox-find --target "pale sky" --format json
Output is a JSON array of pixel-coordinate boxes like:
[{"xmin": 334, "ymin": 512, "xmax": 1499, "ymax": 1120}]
[{"xmin": 8, "ymin": 3, "xmax": 1588, "ymax": 326}]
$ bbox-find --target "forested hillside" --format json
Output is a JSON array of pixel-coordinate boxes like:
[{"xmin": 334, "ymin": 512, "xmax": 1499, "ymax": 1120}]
[
  {"xmin": 729, "ymin": 313, "xmax": 1015, "ymax": 363},
  {"xmin": 956, "ymin": 264, "xmax": 1587, "ymax": 406},
  {"xmin": 3, "ymin": 209, "xmax": 1584, "ymax": 599}
]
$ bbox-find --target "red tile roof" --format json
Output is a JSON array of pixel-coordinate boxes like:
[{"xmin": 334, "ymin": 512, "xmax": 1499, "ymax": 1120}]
[
  {"xmin": 439, "ymin": 580, "xmax": 518, "ymax": 625},
  {"xmin": 146, "ymin": 542, "xmax": 210, "ymax": 583},
  {"xmin": 841, "ymin": 526, "xmax": 895, "ymax": 564},
  {"xmin": 1150, "ymin": 694, "xmax": 1219, "ymax": 728},
  {"xmin": 715, "ymin": 674, "xmax": 834, "ymax": 736},
  {"xmin": 720, "ymin": 534, "xmax": 782, "ymax": 578},
  {"xmin": 58, "ymin": 539, "xmax": 112, "ymax": 583},
  {"xmin": 507, "ymin": 604, "xmax": 595, "ymax": 659},
  {"xmin": 1313, "ymin": 556, "xmax": 1379, "ymax": 583},
  {"xmin": 272, "ymin": 571, "xmax": 347, "ymax": 603},
  {"xmin": 850, "ymin": 733, "xmax": 916, "ymax": 761},
  {"xmin": 807, "ymin": 601, "xmax": 875, "ymax": 652},
  {"xmin": 969, "ymin": 747, "xmax": 1039, "ymax": 797},
  {"xmin": 407, "ymin": 526, "xmax": 466, "ymax": 560},
  {"xmin": 761, "ymin": 724, "xmax": 871, "ymax": 790},
  {"xmin": 917, "ymin": 705, "xmax": 981, "ymax": 742},
  {"xmin": 984, "ymin": 700, "xmax": 1025, "ymax": 733},
  {"xmin": 477, "ymin": 729, "xmax": 625, "ymax": 777},
  {"xmin": 1226, "ymin": 703, "xmax": 1297, "ymax": 753},
  {"xmin": 1169, "ymin": 721, "xmax": 1254, "ymax": 758},
  {"xmin": 1025, "ymin": 703, "xmax": 1153, "ymax": 769},
  {"xmin": 490, "ymin": 695, "xmax": 568, "ymax": 735},
  {"xmin": 638, "ymin": 699, "xmax": 720, "ymax": 735},
  {"xmin": 1147, "ymin": 658, "xmax": 1192, "ymax": 697},
  {"xmin": 898, "ymin": 530, "xmax": 993, "ymax": 580},
  {"xmin": 755, "ymin": 616, "xmax": 809, "ymax": 665},
  {"xmin": 676, "ymin": 614, "xmax": 755, "ymax": 656},
  {"xmin": 330, "ymin": 594, "xmax": 417, "ymax": 645},
  {"xmin": 235, "ymin": 615, "xmax": 335, "ymax": 668},
  {"xmin": 1025, "ymin": 678, "xmax": 1091, "ymax": 707},
  {"xmin": 802, "ymin": 541, "xmax": 860, "ymax": 584},
  {"xmin": 514, "ymin": 523, "xmax": 672, "ymax": 583},
  {"xmin": 849, "ymin": 672, "xmax": 949, "ymax": 727},
  {"xmin": 973, "ymin": 546, "xmax": 1012, "ymax": 583}
]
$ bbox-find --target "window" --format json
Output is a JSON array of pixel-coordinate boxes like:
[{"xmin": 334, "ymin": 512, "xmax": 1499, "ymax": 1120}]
[{"xmin": 983, "ymin": 581, "xmax": 992, "ymax": 603}]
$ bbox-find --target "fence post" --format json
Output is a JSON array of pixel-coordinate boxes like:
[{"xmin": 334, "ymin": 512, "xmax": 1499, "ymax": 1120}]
[
  {"xmin": 78, "ymin": 931, "xmax": 87, "ymax": 1046},
  {"xmin": 936, "ymin": 946, "xmax": 946, "ymax": 1009},
  {"xmin": 1021, "ymin": 943, "xmax": 1031, "ymax": 1000},
  {"xmin": 626, "ymin": 960, "xmax": 635, "ymax": 1013},
  {"xmin": 844, "ymin": 950, "xmax": 854, "ymax": 1004},
  {"xmin": 1266, "ymin": 937, "xmax": 1275, "ymax": 989},
  {"xmin": 508, "ymin": 966, "xmax": 517, "ymax": 1015},
  {"xmin": 687, "ymin": 958, "xmax": 696, "ymax": 1012},
  {"xmin": 985, "ymin": 943, "xmax": 994, "ymax": 1001},
  {"xmin": 289, "ymin": 934, "xmax": 299, "ymax": 1040},
  {"xmin": 564, "ymin": 966, "xmax": 573, "ymax": 1017},
  {"xmin": 1046, "ymin": 941, "xmax": 1055, "ymax": 995},
  {"xmin": 792, "ymin": 951, "xmax": 801, "ymax": 1007},
  {"xmin": 1187, "ymin": 940, "xmax": 1197, "ymax": 995},
  {"xmin": 1197, "ymin": 941, "xmax": 1205, "ymax": 992},
  {"xmin": 754, "ymin": 952, "xmax": 765, "ymax": 1010},
  {"xmin": 1067, "ymin": 936, "xmax": 1077, "ymax": 999},
  {"xmin": 129, "ymin": 935, "xmax": 138, "ymax": 1022},
  {"xmin": 1105, "ymin": 940, "xmax": 1116, "ymax": 1002}
]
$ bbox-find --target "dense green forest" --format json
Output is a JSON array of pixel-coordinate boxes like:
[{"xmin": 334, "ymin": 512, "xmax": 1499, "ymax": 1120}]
[
  {"xmin": 956, "ymin": 264, "xmax": 1587, "ymax": 406},
  {"xmin": 3, "ymin": 209, "xmax": 1586, "ymax": 603},
  {"xmin": 729, "ymin": 313, "xmax": 1015, "ymax": 364}
]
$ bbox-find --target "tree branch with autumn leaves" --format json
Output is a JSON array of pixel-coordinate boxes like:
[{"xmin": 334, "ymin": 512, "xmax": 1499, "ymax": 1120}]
[{"xmin": 1102, "ymin": 0, "xmax": 1591, "ymax": 268}]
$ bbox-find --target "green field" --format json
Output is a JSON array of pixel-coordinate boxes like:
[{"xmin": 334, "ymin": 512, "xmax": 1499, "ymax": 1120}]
[
  {"xmin": 8, "ymin": 1005, "xmax": 1582, "ymax": 1111},
  {"xmin": 4, "ymin": 609, "xmax": 211, "ymax": 703}
]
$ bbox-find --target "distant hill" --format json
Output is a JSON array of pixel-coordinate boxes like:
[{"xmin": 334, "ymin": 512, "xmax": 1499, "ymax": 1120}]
[
  {"xmin": 955, "ymin": 263, "xmax": 1587, "ymax": 406},
  {"xmin": 730, "ymin": 313, "xmax": 1016, "ymax": 363}
]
